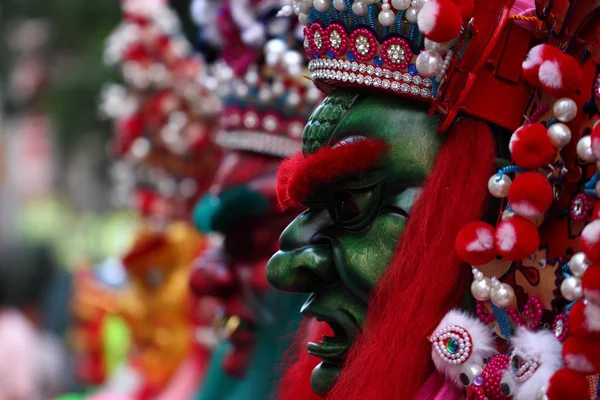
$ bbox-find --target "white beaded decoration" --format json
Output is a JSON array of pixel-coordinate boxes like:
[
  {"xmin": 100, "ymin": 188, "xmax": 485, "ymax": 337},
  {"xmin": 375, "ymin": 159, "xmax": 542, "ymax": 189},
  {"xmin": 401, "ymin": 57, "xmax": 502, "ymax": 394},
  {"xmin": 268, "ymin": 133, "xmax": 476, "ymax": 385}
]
[
  {"xmin": 333, "ymin": 0, "xmax": 347, "ymax": 10},
  {"xmin": 510, "ymin": 349, "xmax": 541, "ymax": 382},
  {"xmin": 392, "ymin": 0, "xmax": 412, "ymax": 10},
  {"xmin": 415, "ymin": 50, "xmax": 443, "ymax": 77},
  {"xmin": 314, "ymin": 0, "xmax": 331, "ymax": 12},
  {"xmin": 488, "ymin": 174, "xmax": 512, "ymax": 198},
  {"xmin": 490, "ymin": 277, "xmax": 515, "ymax": 308},
  {"xmin": 569, "ymin": 252, "xmax": 590, "ymax": 278},
  {"xmin": 471, "ymin": 268, "xmax": 492, "ymax": 301},
  {"xmin": 431, "ymin": 325, "xmax": 473, "ymax": 365},
  {"xmin": 405, "ymin": 6, "xmax": 419, "ymax": 22},
  {"xmin": 552, "ymin": 98, "xmax": 578, "ymax": 123},
  {"xmin": 378, "ymin": 0, "xmax": 396, "ymax": 26},
  {"xmin": 560, "ymin": 276, "xmax": 583, "ymax": 301},
  {"xmin": 547, "ymin": 122, "xmax": 572, "ymax": 149},
  {"xmin": 352, "ymin": 1, "xmax": 369, "ymax": 15},
  {"xmin": 576, "ymin": 135, "xmax": 595, "ymax": 162}
]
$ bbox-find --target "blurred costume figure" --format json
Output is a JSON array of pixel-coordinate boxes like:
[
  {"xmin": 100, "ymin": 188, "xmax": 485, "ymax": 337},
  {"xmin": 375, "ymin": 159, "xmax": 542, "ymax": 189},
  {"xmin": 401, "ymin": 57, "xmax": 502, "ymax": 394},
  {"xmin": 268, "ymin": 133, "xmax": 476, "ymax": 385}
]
[
  {"xmin": 265, "ymin": 0, "xmax": 600, "ymax": 399},
  {"xmin": 89, "ymin": 1, "xmax": 222, "ymax": 398},
  {"xmin": 105, "ymin": 222, "xmax": 204, "ymax": 399},
  {"xmin": 187, "ymin": 1, "xmax": 323, "ymax": 399}
]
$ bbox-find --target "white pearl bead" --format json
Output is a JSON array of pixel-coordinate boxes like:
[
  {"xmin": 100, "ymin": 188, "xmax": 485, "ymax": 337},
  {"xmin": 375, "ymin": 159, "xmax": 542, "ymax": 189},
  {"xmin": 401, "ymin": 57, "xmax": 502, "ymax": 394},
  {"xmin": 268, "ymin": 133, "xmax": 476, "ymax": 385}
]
[
  {"xmin": 378, "ymin": 9, "xmax": 396, "ymax": 26},
  {"xmin": 570, "ymin": 252, "xmax": 590, "ymax": 278},
  {"xmin": 577, "ymin": 135, "xmax": 595, "ymax": 163},
  {"xmin": 490, "ymin": 283, "xmax": 515, "ymax": 308},
  {"xmin": 415, "ymin": 50, "xmax": 443, "ymax": 77},
  {"xmin": 299, "ymin": 13, "xmax": 308, "ymax": 25},
  {"xmin": 352, "ymin": 1, "xmax": 368, "ymax": 15},
  {"xmin": 547, "ymin": 122, "xmax": 572, "ymax": 149},
  {"xmin": 314, "ymin": 0, "xmax": 331, "ymax": 11},
  {"xmin": 413, "ymin": 0, "xmax": 429, "ymax": 9},
  {"xmin": 488, "ymin": 174, "xmax": 512, "ymax": 198},
  {"xmin": 424, "ymin": 38, "xmax": 453, "ymax": 54},
  {"xmin": 405, "ymin": 6, "xmax": 419, "ymax": 22},
  {"xmin": 392, "ymin": 0, "xmax": 411, "ymax": 10},
  {"xmin": 471, "ymin": 277, "xmax": 492, "ymax": 301},
  {"xmin": 333, "ymin": 0, "xmax": 347, "ymax": 10},
  {"xmin": 553, "ymin": 98, "xmax": 578, "ymax": 122},
  {"xmin": 561, "ymin": 276, "xmax": 582, "ymax": 301}
]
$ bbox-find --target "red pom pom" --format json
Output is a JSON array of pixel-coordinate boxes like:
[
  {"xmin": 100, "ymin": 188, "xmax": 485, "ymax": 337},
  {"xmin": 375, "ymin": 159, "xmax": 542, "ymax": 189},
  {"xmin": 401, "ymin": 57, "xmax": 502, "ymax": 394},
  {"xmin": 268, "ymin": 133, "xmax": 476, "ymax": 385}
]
[
  {"xmin": 569, "ymin": 300, "xmax": 600, "ymax": 340},
  {"xmin": 507, "ymin": 172, "xmax": 553, "ymax": 218},
  {"xmin": 494, "ymin": 216, "xmax": 540, "ymax": 261},
  {"xmin": 562, "ymin": 336, "xmax": 600, "ymax": 373},
  {"xmin": 546, "ymin": 369, "xmax": 590, "ymax": 400},
  {"xmin": 455, "ymin": 221, "xmax": 497, "ymax": 266},
  {"xmin": 417, "ymin": 0, "xmax": 463, "ymax": 43},
  {"xmin": 582, "ymin": 264, "xmax": 600, "ymax": 305},
  {"xmin": 591, "ymin": 124, "xmax": 600, "ymax": 160},
  {"xmin": 450, "ymin": 0, "xmax": 474, "ymax": 17},
  {"xmin": 522, "ymin": 44, "xmax": 561, "ymax": 87},
  {"xmin": 581, "ymin": 220, "xmax": 600, "ymax": 264},
  {"xmin": 539, "ymin": 53, "xmax": 583, "ymax": 97},
  {"xmin": 509, "ymin": 123, "xmax": 556, "ymax": 170}
]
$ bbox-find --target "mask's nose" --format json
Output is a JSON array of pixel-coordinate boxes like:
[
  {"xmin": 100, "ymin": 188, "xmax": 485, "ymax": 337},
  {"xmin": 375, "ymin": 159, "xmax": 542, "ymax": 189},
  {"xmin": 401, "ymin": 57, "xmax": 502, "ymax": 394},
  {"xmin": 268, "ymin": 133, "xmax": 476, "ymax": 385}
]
[{"xmin": 192, "ymin": 185, "xmax": 268, "ymax": 234}]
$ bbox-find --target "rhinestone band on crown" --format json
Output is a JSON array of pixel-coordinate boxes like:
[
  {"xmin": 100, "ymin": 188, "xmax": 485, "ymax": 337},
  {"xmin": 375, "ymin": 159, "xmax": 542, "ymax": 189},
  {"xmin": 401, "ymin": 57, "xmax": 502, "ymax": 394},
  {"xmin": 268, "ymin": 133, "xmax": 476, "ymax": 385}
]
[
  {"xmin": 303, "ymin": 21, "xmax": 437, "ymax": 100},
  {"xmin": 309, "ymin": 58, "xmax": 432, "ymax": 99}
]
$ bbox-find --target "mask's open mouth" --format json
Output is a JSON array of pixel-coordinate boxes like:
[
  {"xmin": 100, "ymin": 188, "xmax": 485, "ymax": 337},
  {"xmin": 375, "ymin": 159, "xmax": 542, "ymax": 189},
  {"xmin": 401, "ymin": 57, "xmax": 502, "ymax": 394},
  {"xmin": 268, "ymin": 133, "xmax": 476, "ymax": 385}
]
[
  {"xmin": 307, "ymin": 318, "xmax": 349, "ymax": 362},
  {"xmin": 302, "ymin": 292, "xmax": 360, "ymax": 365}
]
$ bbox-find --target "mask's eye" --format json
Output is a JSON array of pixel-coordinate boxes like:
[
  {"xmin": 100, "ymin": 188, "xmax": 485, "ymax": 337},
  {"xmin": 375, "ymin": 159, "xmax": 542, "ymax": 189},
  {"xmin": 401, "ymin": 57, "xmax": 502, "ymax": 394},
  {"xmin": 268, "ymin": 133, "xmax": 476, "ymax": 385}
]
[
  {"xmin": 328, "ymin": 184, "xmax": 382, "ymax": 231},
  {"xmin": 335, "ymin": 189, "xmax": 362, "ymax": 220}
]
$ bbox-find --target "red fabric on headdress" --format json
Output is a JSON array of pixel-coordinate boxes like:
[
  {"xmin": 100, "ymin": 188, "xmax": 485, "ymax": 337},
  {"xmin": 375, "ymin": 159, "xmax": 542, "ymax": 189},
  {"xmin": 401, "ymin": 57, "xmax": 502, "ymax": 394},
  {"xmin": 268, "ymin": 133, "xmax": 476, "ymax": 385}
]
[
  {"xmin": 323, "ymin": 119, "xmax": 495, "ymax": 400},
  {"xmin": 276, "ymin": 137, "xmax": 389, "ymax": 210}
]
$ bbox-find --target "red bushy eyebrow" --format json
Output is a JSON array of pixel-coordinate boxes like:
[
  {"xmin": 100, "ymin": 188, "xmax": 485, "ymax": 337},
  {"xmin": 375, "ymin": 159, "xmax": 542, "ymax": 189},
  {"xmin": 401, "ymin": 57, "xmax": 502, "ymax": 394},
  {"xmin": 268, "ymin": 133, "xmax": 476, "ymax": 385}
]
[{"xmin": 276, "ymin": 137, "xmax": 389, "ymax": 210}]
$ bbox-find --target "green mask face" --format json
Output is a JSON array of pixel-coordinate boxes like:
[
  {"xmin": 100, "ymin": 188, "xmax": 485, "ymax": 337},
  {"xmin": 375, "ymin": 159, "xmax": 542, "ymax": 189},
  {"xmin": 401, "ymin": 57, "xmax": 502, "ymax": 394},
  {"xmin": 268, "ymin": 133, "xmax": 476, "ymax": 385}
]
[{"xmin": 266, "ymin": 90, "xmax": 442, "ymax": 395}]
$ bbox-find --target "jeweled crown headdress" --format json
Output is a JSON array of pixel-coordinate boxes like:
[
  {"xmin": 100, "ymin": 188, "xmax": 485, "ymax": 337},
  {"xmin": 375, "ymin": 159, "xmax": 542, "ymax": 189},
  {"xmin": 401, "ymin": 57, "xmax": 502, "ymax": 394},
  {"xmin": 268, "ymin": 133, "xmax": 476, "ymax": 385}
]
[{"xmin": 293, "ymin": 0, "xmax": 537, "ymax": 132}]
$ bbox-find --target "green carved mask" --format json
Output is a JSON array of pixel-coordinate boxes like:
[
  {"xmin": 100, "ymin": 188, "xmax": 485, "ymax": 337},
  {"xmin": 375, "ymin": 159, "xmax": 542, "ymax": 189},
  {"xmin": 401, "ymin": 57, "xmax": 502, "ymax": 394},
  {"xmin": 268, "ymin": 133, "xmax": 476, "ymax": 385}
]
[{"xmin": 266, "ymin": 89, "xmax": 442, "ymax": 395}]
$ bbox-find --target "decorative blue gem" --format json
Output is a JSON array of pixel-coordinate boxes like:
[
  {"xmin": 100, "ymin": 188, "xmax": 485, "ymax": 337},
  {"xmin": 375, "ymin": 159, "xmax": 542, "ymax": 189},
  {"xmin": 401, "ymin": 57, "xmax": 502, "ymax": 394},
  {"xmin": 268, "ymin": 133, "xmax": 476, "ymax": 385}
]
[
  {"xmin": 347, "ymin": 51, "xmax": 356, "ymax": 61},
  {"xmin": 313, "ymin": 51, "xmax": 320, "ymax": 59},
  {"xmin": 327, "ymin": 50, "xmax": 335, "ymax": 59},
  {"xmin": 408, "ymin": 64, "xmax": 418, "ymax": 75},
  {"xmin": 374, "ymin": 56, "xmax": 383, "ymax": 66}
]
